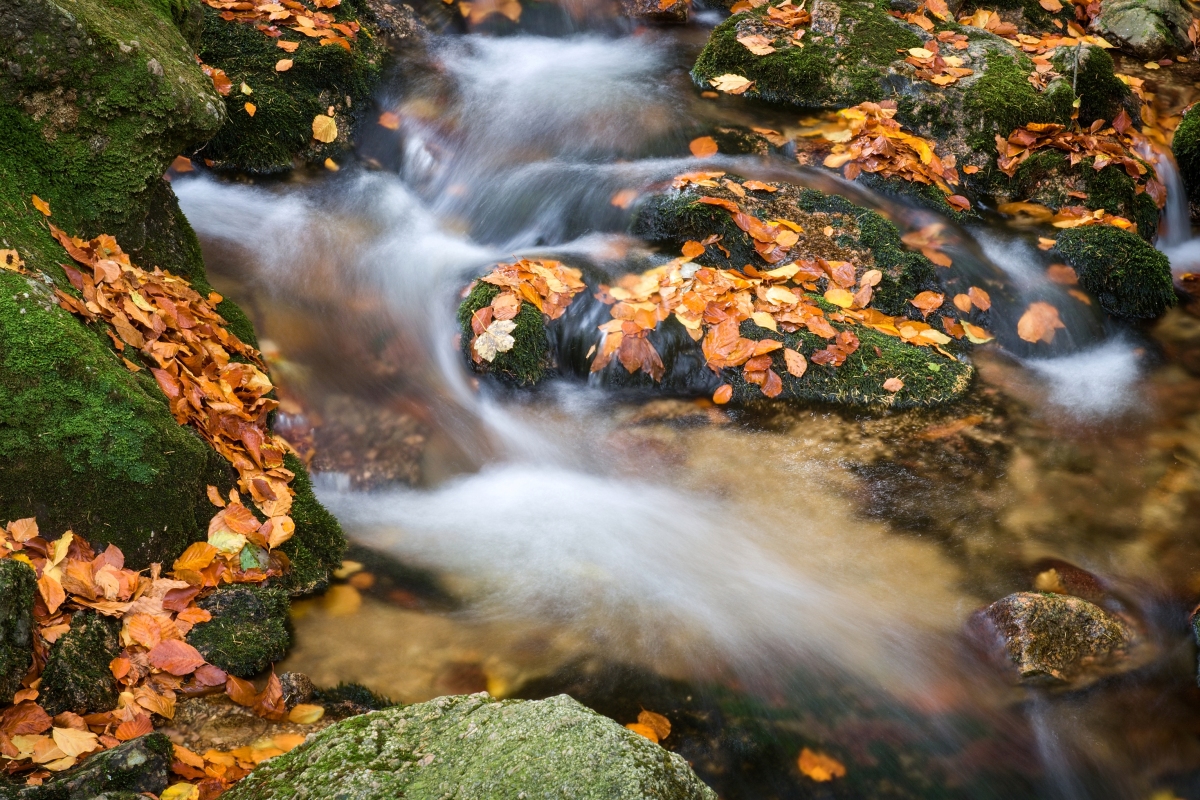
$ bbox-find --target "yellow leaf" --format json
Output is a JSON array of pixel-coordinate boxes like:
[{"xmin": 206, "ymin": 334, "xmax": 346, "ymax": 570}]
[
  {"xmin": 52, "ymin": 727, "xmax": 98, "ymax": 758},
  {"xmin": 708, "ymin": 74, "xmax": 754, "ymax": 94},
  {"xmin": 312, "ymin": 114, "xmax": 338, "ymax": 143},
  {"xmin": 31, "ymin": 195, "xmax": 51, "ymax": 216},
  {"xmin": 324, "ymin": 157, "xmax": 339, "ymax": 171},
  {"xmin": 161, "ymin": 783, "xmax": 201, "ymax": 800},
  {"xmin": 823, "ymin": 288, "xmax": 854, "ymax": 308},
  {"xmin": 750, "ymin": 311, "xmax": 778, "ymax": 331},
  {"xmin": 908, "ymin": 47, "xmax": 935, "ymax": 58},
  {"xmin": 240, "ymin": 82, "xmax": 253, "ymax": 95},
  {"xmin": 288, "ymin": 704, "xmax": 325, "ymax": 724}
]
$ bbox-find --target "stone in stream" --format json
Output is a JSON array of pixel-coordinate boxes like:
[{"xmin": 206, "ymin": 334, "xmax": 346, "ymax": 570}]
[
  {"xmin": 688, "ymin": 0, "xmax": 1160, "ymax": 239},
  {"xmin": 186, "ymin": 583, "xmax": 292, "ymax": 678},
  {"xmin": 0, "ymin": 0, "xmax": 345, "ymax": 594},
  {"xmin": 222, "ymin": 693, "xmax": 718, "ymax": 800},
  {"xmin": 38, "ymin": 611, "xmax": 122, "ymax": 717},
  {"xmin": 0, "ymin": 560, "xmax": 35, "ymax": 705},
  {"xmin": 1053, "ymin": 225, "xmax": 1176, "ymax": 320},
  {"xmin": 1093, "ymin": 0, "xmax": 1192, "ymax": 60},
  {"xmin": 2, "ymin": 734, "xmax": 174, "ymax": 799},
  {"xmin": 1173, "ymin": 103, "xmax": 1200, "ymax": 209},
  {"xmin": 969, "ymin": 591, "xmax": 1136, "ymax": 684}
]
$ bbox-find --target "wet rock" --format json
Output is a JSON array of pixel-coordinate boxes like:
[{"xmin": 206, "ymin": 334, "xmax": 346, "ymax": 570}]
[
  {"xmin": 39, "ymin": 611, "xmax": 121, "ymax": 716},
  {"xmin": 6, "ymin": 734, "xmax": 173, "ymax": 799},
  {"xmin": 1054, "ymin": 226, "xmax": 1176, "ymax": 320},
  {"xmin": 194, "ymin": 0, "xmax": 386, "ymax": 173},
  {"xmin": 311, "ymin": 682, "xmax": 396, "ymax": 720},
  {"xmin": 1173, "ymin": 103, "xmax": 1200, "ymax": 205},
  {"xmin": 1094, "ymin": 0, "xmax": 1191, "ymax": 60},
  {"xmin": 160, "ymin": 695, "xmax": 335, "ymax": 753},
  {"xmin": 187, "ymin": 584, "xmax": 291, "ymax": 678},
  {"xmin": 280, "ymin": 671, "xmax": 317, "ymax": 709},
  {"xmin": 0, "ymin": 559, "xmax": 35, "ymax": 703},
  {"xmin": 970, "ymin": 591, "xmax": 1135, "ymax": 684},
  {"xmin": 223, "ymin": 693, "xmax": 717, "ymax": 800},
  {"xmin": 618, "ymin": 0, "xmax": 690, "ymax": 24}
]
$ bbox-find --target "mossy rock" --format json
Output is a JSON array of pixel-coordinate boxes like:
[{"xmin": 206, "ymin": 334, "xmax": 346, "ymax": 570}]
[
  {"xmin": 1094, "ymin": 0, "xmax": 1191, "ymax": 60},
  {"xmin": 195, "ymin": 0, "xmax": 385, "ymax": 173},
  {"xmin": 691, "ymin": 0, "xmax": 1074, "ymax": 164},
  {"xmin": 0, "ymin": 0, "xmax": 344, "ymax": 586},
  {"xmin": 39, "ymin": 611, "xmax": 121, "ymax": 716},
  {"xmin": 456, "ymin": 281, "xmax": 551, "ymax": 386},
  {"xmin": 187, "ymin": 584, "xmax": 290, "ymax": 677},
  {"xmin": 1050, "ymin": 44, "xmax": 1137, "ymax": 129},
  {"xmin": 0, "ymin": 560, "xmax": 35, "ymax": 703},
  {"xmin": 1173, "ymin": 103, "xmax": 1200, "ymax": 203},
  {"xmin": 4, "ymin": 733, "xmax": 174, "ymax": 799},
  {"xmin": 223, "ymin": 693, "xmax": 717, "ymax": 800},
  {"xmin": 1055, "ymin": 225, "xmax": 1176, "ymax": 319}
]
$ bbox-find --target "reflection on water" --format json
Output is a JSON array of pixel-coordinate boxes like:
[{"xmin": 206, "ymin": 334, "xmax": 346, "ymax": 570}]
[{"xmin": 178, "ymin": 21, "xmax": 1200, "ymax": 800}]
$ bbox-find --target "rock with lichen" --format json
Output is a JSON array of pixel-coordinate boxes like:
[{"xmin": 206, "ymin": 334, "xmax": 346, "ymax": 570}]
[
  {"xmin": 3, "ymin": 734, "xmax": 174, "ymax": 799},
  {"xmin": 969, "ymin": 591, "xmax": 1137, "ymax": 684},
  {"xmin": 1094, "ymin": 0, "xmax": 1191, "ymax": 59},
  {"xmin": 223, "ymin": 693, "xmax": 717, "ymax": 800}
]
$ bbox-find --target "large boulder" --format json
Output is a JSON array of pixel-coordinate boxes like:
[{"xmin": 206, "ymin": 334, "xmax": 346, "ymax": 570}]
[
  {"xmin": 0, "ymin": 0, "xmax": 344, "ymax": 586},
  {"xmin": 1094, "ymin": 0, "xmax": 1192, "ymax": 60},
  {"xmin": 1054, "ymin": 225, "xmax": 1176, "ymax": 319},
  {"xmin": 224, "ymin": 693, "xmax": 717, "ymax": 800}
]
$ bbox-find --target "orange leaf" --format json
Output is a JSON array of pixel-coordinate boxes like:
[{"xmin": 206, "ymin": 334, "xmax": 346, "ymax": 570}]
[
  {"xmin": 31, "ymin": 195, "xmax": 51, "ymax": 217},
  {"xmin": 110, "ymin": 657, "xmax": 131, "ymax": 681},
  {"xmin": 883, "ymin": 377, "xmax": 904, "ymax": 393},
  {"xmin": 783, "ymin": 348, "xmax": 807, "ymax": 378},
  {"xmin": 681, "ymin": 241, "xmax": 705, "ymax": 259},
  {"xmin": 689, "ymin": 136, "xmax": 718, "ymax": 158},
  {"xmin": 114, "ymin": 714, "xmax": 152, "ymax": 741},
  {"xmin": 277, "ymin": 39, "xmax": 300, "ymax": 52},
  {"xmin": 244, "ymin": 102, "xmax": 256, "ymax": 117},
  {"xmin": 37, "ymin": 574, "xmax": 66, "ymax": 615},
  {"xmin": 378, "ymin": 111, "xmax": 400, "ymax": 130},
  {"xmin": 953, "ymin": 293, "xmax": 972, "ymax": 313},
  {"xmin": 626, "ymin": 722, "xmax": 659, "ymax": 743},
  {"xmin": 909, "ymin": 291, "xmax": 944, "ymax": 318},
  {"xmin": 967, "ymin": 286, "xmax": 991, "ymax": 311},
  {"xmin": 147, "ymin": 639, "xmax": 206, "ymax": 676},
  {"xmin": 1016, "ymin": 301, "xmax": 1065, "ymax": 344},
  {"xmin": 173, "ymin": 542, "xmax": 218, "ymax": 573},
  {"xmin": 275, "ymin": 59, "xmax": 294, "ymax": 72},
  {"xmin": 712, "ymin": 384, "xmax": 733, "ymax": 404},
  {"xmin": 610, "ymin": 189, "xmax": 638, "ymax": 209},
  {"xmin": 226, "ymin": 675, "xmax": 258, "ymax": 707},
  {"xmin": 798, "ymin": 748, "xmax": 846, "ymax": 781},
  {"xmin": 253, "ymin": 671, "xmax": 287, "ymax": 720},
  {"xmin": 637, "ymin": 710, "xmax": 671, "ymax": 739}
]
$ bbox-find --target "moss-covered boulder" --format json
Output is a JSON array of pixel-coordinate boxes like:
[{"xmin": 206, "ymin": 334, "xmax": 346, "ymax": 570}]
[
  {"xmin": 39, "ymin": 611, "xmax": 121, "ymax": 716},
  {"xmin": 1055, "ymin": 225, "xmax": 1176, "ymax": 319},
  {"xmin": 1094, "ymin": 0, "xmax": 1191, "ymax": 59},
  {"xmin": 5, "ymin": 734, "xmax": 174, "ymax": 799},
  {"xmin": 187, "ymin": 584, "xmax": 290, "ymax": 677},
  {"xmin": 969, "ymin": 591, "xmax": 1136, "ymax": 684},
  {"xmin": 194, "ymin": 0, "xmax": 385, "ymax": 173},
  {"xmin": 0, "ymin": 560, "xmax": 35, "ymax": 703},
  {"xmin": 0, "ymin": 0, "xmax": 344, "ymax": 587},
  {"xmin": 692, "ymin": 0, "xmax": 1074, "ymax": 162},
  {"xmin": 1173, "ymin": 103, "xmax": 1200, "ymax": 205},
  {"xmin": 457, "ymin": 281, "xmax": 552, "ymax": 386},
  {"xmin": 224, "ymin": 693, "xmax": 717, "ymax": 800}
]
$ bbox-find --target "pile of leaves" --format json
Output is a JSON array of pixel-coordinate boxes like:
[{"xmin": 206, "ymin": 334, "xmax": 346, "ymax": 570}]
[
  {"xmin": 795, "ymin": 103, "xmax": 969, "ymax": 210},
  {"xmin": 0, "ymin": 516, "xmax": 302, "ymax": 790},
  {"xmin": 48, "ymin": 223, "xmax": 298, "ymax": 547},
  {"xmin": 591, "ymin": 177, "xmax": 995, "ymax": 399},
  {"xmin": 704, "ymin": 0, "xmax": 811, "ymax": 95},
  {"xmin": 199, "ymin": 0, "xmax": 360, "ymax": 50},
  {"xmin": 466, "ymin": 259, "xmax": 586, "ymax": 363},
  {"xmin": 994, "ymin": 109, "xmax": 1166, "ymax": 230},
  {"xmin": 901, "ymin": 37, "xmax": 975, "ymax": 88}
]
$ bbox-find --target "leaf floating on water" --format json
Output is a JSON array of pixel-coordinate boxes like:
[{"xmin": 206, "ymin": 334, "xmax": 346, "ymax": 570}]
[
  {"xmin": 1045, "ymin": 263, "xmax": 1078, "ymax": 285},
  {"xmin": 961, "ymin": 321, "xmax": 995, "ymax": 344},
  {"xmin": 1016, "ymin": 301, "xmax": 1065, "ymax": 343},
  {"xmin": 689, "ymin": 136, "xmax": 718, "ymax": 158},
  {"xmin": 798, "ymin": 747, "xmax": 846, "ymax": 781},
  {"xmin": 709, "ymin": 74, "xmax": 754, "ymax": 94},
  {"xmin": 967, "ymin": 286, "xmax": 991, "ymax": 311},
  {"xmin": 473, "ymin": 318, "xmax": 517, "ymax": 362},
  {"xmin": 312, "ymin": 114, "xmax": 338, "ymax": 143},
  {"xmin": 378, "ymin": 111, "xmax": 401, "ymax": 130},
  {"xmin": 610, "ymin": 189, "xmax": 638, "ymax": 209}
]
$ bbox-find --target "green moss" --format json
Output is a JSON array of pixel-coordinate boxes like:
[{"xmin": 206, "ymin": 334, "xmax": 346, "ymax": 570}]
[
  {"xmin": 1052, "ymin": 45, "xmax": 1133, "ymax": 128},
  {"xmin": 187, "ymin": 584, "xmax": 290, "ymax": 677},
  {"xmin": 727, "ymin": 314, "xmax": 971, "ymax": 408},
  {"xmin": 1081, "ymin": 160, "xmax": 1159, "ymax": 241},
  {"xmin": 632, "ymin": 193, "xmax": 757, "ymax": 267},
  {"xmin": 1174, "ymin": 104, "xmax": 1200, "ymax": 202},
  {"xmin": 1055, "ymin": 225, "xmax": 1175, "ymax": 319},
  {"xmin": 456, "ymin": 282, "xmax": 551, "ymax": 386},
  {"xmin": 691, "ymin": 0, "xmax": 919, "ymax": 108},
  {"xmin": 963, "ymin": 51, "xmax": 1074, "ymax": 152},
  {"xmin": 0, "ymin": 560, "xmax": 35, "ymax": 703},
  {"xmin": 280, "ymin": 452, "xmax": 346, "ymax": 595},
  {"xmin": 40, "ymin": 611, "xmax": 121, "ymax": 716},
  {"xmin": 195, "ymin": 5, "xmax": 384, "ymax": 173}
]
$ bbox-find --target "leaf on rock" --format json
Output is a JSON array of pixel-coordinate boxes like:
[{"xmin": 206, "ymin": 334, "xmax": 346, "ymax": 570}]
[
  {"xmin": 473, "ymin": 319, "xmax": 517, "ymax": 362},
  {"xmin": 148, "ymin": 640, "xmax": 206, "ymax": 676},
  {"xmin": 883, "ymin": 377, "xmax": 904, "ymax": 392},
  {"xmin": 312, "ymin": 114, "xmax": 338, "ymax": 143},
  {"xmin": 713, "ymin": 384, "xmax": 733, "ymax": 404},
  {"xmin": 709, "ymin": 74, "xmax": 754, "ymax": 94}
]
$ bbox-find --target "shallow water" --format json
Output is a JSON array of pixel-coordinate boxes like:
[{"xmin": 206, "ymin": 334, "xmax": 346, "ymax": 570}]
[{"xmin": 178, "ymin": 8, "xmax": 1200, "ymax": 798}]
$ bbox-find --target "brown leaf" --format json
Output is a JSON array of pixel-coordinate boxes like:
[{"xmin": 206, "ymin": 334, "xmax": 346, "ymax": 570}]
[
  {"xmin": 967, "ymin": 286, "xmax": 991, "ymax": 311},
  {"xmin": 638, "ymin": 710, "xmax": 671, "ymax": 740},
  {"xmin": 1016, "ymin": 301, "xmax": 1065, "ymax": 344},
  {"xmin": 0, "ymin": 702, "xmax": 52, "ymax": 737},
  {"xmin": 114, "ymin": 714, "xmax": 152, "ymax": 741},
  {"xmin": 909, "ymin": 291, "xmax": 945, "ymax": 318}
]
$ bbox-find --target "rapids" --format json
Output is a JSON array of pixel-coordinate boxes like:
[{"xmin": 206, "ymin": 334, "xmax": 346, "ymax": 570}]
[{"xmin": 176, "ymin": 10, "xmax": 1200, "ymax": 799}]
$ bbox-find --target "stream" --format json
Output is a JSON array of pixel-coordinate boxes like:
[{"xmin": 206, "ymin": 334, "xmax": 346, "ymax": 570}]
[{"xmin": 176, "ymin": 7, "xmax": 1200, "ymax": 798}]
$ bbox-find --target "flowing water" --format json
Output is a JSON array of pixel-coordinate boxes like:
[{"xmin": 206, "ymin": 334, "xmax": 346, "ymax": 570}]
[{"xmin": 176, "ymin": 8, "xmax": 1200, "ymax": 798}]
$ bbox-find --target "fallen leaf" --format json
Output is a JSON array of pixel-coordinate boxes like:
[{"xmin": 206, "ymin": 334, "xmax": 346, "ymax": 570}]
[
  {"xmin": 114, "ymin": 714, "xmax": 152, "ymax": 741},
  {"xmin": 147, "ymin": 640, "xmax": 206, "ymax": 676},
  {"xmin": 244, "ymin": 102, "xmax": 256, "ymax": 117},
  {"xmin": 953, "ymin": 293, "xmax": 972, "ymax": 313},
  {"xmin": 967, "ymin": 286, "xmax": 991, "ymax": 311},
  {"xmin": 324, "ymin": 157, "xmax": 339, "ymax": 171},
  {"xmin": 737, "ymin": 33, "xmax": 776, "ymax": 55},
  {"xmin": 51, "ymin": 727, "xmax": 98, "ymax": 758},
  {"xmin": 277, "ymin": 39, "xmax": 300, "ymax": 52},
  {"xmin": 713, "ymin": 384, "xmax": 733, "ymax": 404},
  {"xmin": 798, "ymin": 748, "xmax": 846, "ymax": 781},
  {"xmin": 31, "ymin": 195, "xmax": 51, "ymax": 216},
  {"xmin": 709, "ymin": 74, "xmax": 754, "ymax": 94},
  {"xmin": 1046, "ymin": 264, "xmax": 1078, "ymax": 284},
  {"xmin": 276, "ymin": 58, "xmax": 294, "ymax": 71},
  {"xmin": 883, "ymin": 377, "xmax": 904, "ymax": 392},
  {"xmin": 610, "ymin": 189, "xmax": 638, "ymax": 209},
  {"xmin": 161, "ymin": 782, "xmax": 201, "ymax": 800},
  {"xmin": 638, "ymin": 710, "xmax": 671, "ymax": 740},
  {"xmin": 378, "ymin": 111, "xmax": 401, "ymax": 130},
  {"xmin": 312, "ymin": 114, "xmax": 338, "ymax": 143},
  {"xmin": 626, "ymin": 722, "xmax": 659, "ymax": 743},
  {"xmin": 910, "ymin": 291, "xmax": 944, "ymax": 317},
  {"xmin": 961, "ymin": 321, "xmax": 994, "ymax": 343},
  {"xmin": 689, "ymin": 136, "xmax": 718, "ymax": 158},
  {"xmin": 783, "ymin": 348, "xmax": 807, "ymax": 377},
  {"xmin": 682, "ymin": 241, "xmax": 706, "ymax": 259},
  {"xmin": 473, "ymin": 318, "xmax": 517, "ymax": 362},
  {"xmin": 1016, "ymin": 301, "xmax": 1065, "ymax": 344},
  {"xmin": 288, "ymin": 704, "xmax": 325, "ymax": 724}
]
